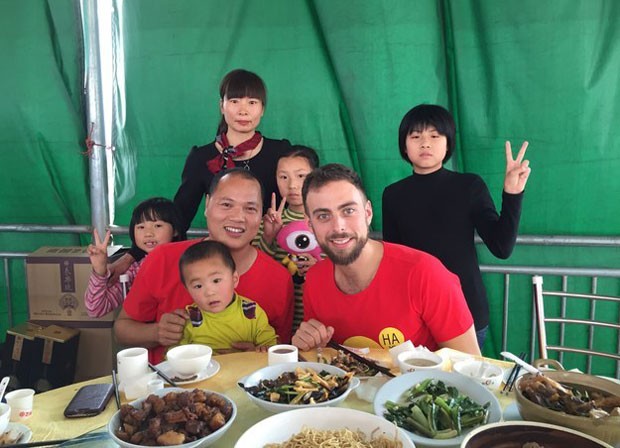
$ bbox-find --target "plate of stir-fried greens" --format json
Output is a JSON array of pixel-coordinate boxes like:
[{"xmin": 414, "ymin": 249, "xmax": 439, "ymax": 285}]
[
  {"xmin": 238, "ymin": 362, "xmax": 360, "ymax": 413},
  {"xmin": 374, "ymin": 370, "xmax": 502, "ymax": 447}
]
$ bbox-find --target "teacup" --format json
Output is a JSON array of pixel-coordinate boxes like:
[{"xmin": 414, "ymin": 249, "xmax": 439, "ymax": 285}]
[
  {"xmin": 267, "ymin": 345, "xmax": 298, "ymax": 365},
  {"xmin": 453, "ymin": 359, "xmax": 503, "ymax": 390}
]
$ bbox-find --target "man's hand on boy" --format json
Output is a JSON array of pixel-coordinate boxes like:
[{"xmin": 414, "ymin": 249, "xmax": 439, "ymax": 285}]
[
  {"xmin": 87, "ymin": 229, "xmax": 111, "ymax": 277},
  {"xmin": 262, "ymin": 193, "xmax": 286, "ymax": 245},
  {"xmin": 157, "ymin": 309, "xmax": 188, "ymax": 346},
  {"xmin": 504, "ymin": 140, "xmax": 531, "ymax": 194}
]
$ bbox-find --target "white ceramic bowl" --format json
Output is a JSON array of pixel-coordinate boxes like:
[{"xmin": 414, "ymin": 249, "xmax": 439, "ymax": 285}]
[
  {"xmin": 238, "ymin": 361, "xmax": 360, "ymax": 413},
  {"xmin": 452, "ymin": 359, "xmax": 503, "ymax": 390},
  {"xmin": 234, "ymin": 407, "xmax": 415, "ymax": 448},
  {"xmin": 397, "ymin": 350, "xmax": 444, "ymax": 374},
  {"xmin": 461, "ymin": 421, "xmax": 613, "ymax": 448},
  {"xmin": 0, "ymin": 403, "xmax": 10, "ymax": 434},
  {"xmin": 374, "ymin": 370, "xmax": 502, "ymax": 448},
  {"xmin": 166, "ymin": 344, "xmax": 212, "ymax": 376},
  {"xmin": 108, "ymin": 387, "xmax": 236, "ymax": 448}
]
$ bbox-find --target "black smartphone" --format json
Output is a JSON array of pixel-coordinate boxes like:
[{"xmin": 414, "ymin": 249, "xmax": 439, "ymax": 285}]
[{"xmin": 64, "ymin": 383, "xmax": 115, "ymax": 418}]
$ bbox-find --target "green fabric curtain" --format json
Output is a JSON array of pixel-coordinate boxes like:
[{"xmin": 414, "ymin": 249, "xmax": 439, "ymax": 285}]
[
  {"xmin": 0, "ymin": 0, "xmax": 86, "ymax": 329},
  {"xmin": 1, "ymin": 0, "xmax": 619, "ymax": 371}
]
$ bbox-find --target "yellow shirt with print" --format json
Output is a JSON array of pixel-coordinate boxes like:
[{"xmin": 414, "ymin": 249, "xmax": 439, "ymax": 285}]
[{"xmin": 178, "ymin": 293, "xmax": 278, "ymax": 352}]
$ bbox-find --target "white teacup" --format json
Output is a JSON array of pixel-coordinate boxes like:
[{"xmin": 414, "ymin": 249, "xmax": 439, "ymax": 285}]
[
  {"xmin": 4, "ymin": 389, "xmax": 34, "ymax": 421},
  {"xmin": 453, "ymin": 359, "xmax": 503, "ymax": 390},
  {"xmin": 117, "ymin": 347, "xmax": 149, "ymax": 385},
  {"xmin": 397, "ymin": 350, "xmax": 444, "ymax": 374},
  {"xmin": 267, "ymin": 344, "xmax": 298, "ymax": 365}
]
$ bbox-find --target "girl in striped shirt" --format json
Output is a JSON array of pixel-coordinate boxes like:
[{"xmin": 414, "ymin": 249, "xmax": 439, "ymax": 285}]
[{"xmin": 84, "ymin": 197, "xmax": 184, "ymax": 317}]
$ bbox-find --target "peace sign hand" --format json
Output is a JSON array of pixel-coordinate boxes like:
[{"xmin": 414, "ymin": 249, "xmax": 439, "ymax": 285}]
[
  {"xmin": 504, "ymin": 141, "xmax": 531, "ymax": 194},
  {"xmin": 262, "ymin": 193, "xmax": 287, "ymax": 246},
  {"xmin": 87, "ymin": 229, "xmax": 111, "ymax": 276}
]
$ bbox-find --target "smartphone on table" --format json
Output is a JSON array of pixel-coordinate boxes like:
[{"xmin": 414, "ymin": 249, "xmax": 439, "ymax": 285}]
[{"xmin": 64, "ymin": 383, "xmax": 115, "ymax": 418}]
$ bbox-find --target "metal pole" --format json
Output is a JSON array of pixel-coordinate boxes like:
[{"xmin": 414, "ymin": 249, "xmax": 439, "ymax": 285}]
[{"xmin": 81, "ymin": 0, "xmax": 109, "ymax": 239}]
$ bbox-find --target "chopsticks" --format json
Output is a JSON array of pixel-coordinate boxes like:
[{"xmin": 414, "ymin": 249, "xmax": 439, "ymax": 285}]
[
  {"xmin": 326, "ymin": 340, "xmax": 396, "ymax": 377},
  {"xmin": 148, "ymin": 362, "xmax": 179, "ymax": 387},
  {"xmin": 2, "ymin": 431, "xmax": 111, "ymax": 448},
  {"xmin": 111, "ymin": 369, "xmax": 121, "ymax": 409},
  {"xmin": 502, "ymin": 351, "xmax": 526, "ymax": 394},
  {"xmin": 1, "ymin": 439, "xmax": 71, "ymax": 448}
]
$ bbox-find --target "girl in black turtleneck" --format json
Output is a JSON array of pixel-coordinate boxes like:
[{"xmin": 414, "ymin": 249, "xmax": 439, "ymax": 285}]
[{"xmin": 382, "ymin": 104, "xmax": 531, "ymax": 348}]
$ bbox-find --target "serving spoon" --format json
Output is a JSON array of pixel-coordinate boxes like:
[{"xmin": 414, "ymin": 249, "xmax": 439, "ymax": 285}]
[
  {"xmin": 500, "ymin": 351, "xmax": 570, "ymax": 394},
  {"xmin": 0, "ymin": 376, "xmax": 10, "ymax": 402},
  {"xmin": 500, "ymin": 352, "xmax": 540, "ymax": 375}
]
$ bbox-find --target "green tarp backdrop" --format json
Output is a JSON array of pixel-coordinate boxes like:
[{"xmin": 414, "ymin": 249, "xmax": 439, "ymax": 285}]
[{"xmin": 1, "ymin": 1, "xmax": 619, "ymax": 371}]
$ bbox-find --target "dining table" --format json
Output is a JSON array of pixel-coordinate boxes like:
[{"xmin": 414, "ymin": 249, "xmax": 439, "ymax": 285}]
[{"xmin": 24, "ymin": 347, "xmax": 516, "ymax": 447}]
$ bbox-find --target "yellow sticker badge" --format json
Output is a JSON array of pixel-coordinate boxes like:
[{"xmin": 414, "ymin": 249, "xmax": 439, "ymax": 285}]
[{"xmin": 377, "ymin": 327, "xmax": 405, "ymax": 349}]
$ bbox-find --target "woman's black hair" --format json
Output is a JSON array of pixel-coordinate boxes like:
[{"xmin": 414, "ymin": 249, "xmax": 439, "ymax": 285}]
[
  {"xmin": 216, "ymin": 69, "xmax": 267, "ymax": 135},
  {"xmin": 179, "ymin": 240, "xmax": 236, "ymax": 284},
  {"xmin": 278, "ymin": 145, "xmax": 320, "ymax": 170},
  {"xmin": 398, "ymin": 104, "xmax": 456, "ymax": 164},
  {"xmin": 129, "ymin": 197, "xmax": 185, "ymax": 246}
]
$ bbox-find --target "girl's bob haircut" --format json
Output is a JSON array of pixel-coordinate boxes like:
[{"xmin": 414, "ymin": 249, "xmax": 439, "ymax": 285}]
[
  {"xmin": 398, "ymin": 104, "xmax": 456, "ymax": 164},
  {"xmin": 129, "ymin": 197, "xmax": 185, "ymax": 245}
]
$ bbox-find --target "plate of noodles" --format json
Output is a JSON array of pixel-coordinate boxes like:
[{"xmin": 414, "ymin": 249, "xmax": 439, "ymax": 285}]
[{"xmin": 234, "ymin": 407, "xmax": 414, "ymax": 448}]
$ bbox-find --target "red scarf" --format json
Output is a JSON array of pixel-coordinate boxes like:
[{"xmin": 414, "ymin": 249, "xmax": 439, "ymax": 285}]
[{"xmin": 206, "ymin": 131, "xmax": 263, "ymax": 174}]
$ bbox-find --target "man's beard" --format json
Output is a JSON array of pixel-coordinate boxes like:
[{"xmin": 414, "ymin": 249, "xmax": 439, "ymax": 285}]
[{"xmin": 319, "ymin": 232, "xmax": 368, "ymax": 266}]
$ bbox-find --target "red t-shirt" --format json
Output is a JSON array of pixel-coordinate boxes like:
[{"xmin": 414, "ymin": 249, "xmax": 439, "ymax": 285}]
[
  {"xmin": 123, "ymin": 240, "xmax": 294, "ymax": 363},
  {"xmin": 303, "ymin": 242, "xmax": 473, "ymax": 351}
]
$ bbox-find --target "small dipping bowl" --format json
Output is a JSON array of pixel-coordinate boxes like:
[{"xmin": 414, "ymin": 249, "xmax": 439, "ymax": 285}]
[{"xmin": 397, "ymin": 350, "xmax": 444, "ymax": 374}]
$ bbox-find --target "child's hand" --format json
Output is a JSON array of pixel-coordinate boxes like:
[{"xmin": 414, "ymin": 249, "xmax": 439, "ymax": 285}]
[
  {"xmin": 261, "ymin": 193, "xmax": 286, "ymax": 245},
  {"xmin": 87, "ymin": 229, "xmax": 110, "ymax": 276},
  {"xmin": 294, "ymin": 253, "xmax": 318, "ymax": 277},
  {"xmin": 504, "ymin": 141, "xmax": 531, "ymax": 194},
  {"xmin": 255, "ymin": 345, "xmax": 269, "ymax": 353}
]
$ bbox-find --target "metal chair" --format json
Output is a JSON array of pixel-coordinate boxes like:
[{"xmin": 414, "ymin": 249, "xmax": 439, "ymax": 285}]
[{"xmin": 532, "ymin": 275, "xmax": 620, "ymax": 377}]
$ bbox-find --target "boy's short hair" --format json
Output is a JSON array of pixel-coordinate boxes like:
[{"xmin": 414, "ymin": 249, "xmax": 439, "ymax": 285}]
[
  {"xmin": 129, "ymin": 197, "xmax": 185, "ymax": 245},
  {"xmin": 302, "ymin": 163, "xmax": 367, "ymax": 212},
  {"xmin": 398, "ymin": 104, "xmax": 456, "ymax": 164},
  {"xmin": 208, "ymin": 167, "xmax": 265, "ymax": 203},
  {"xmin": 278, "ymin": 145, "xmax": 320, "ymax": 170},
  {"xmin": 179, "ymin": 241, "xmax": 236, "ymax": 285}
]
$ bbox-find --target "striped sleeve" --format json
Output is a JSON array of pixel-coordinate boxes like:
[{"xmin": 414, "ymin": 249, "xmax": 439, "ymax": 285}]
[{"xmin": 84, "ymin": 260, "xmax": 141, "ymax": 317}]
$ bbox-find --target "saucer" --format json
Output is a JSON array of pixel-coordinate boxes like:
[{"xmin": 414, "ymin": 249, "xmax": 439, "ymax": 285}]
[
  {"xmin": 1, "ymin": 422, "xmax": 32, "ymax": 444},
  {"xmin": 155, "ymin": 359, "xmax": 221, "ymax": 385}
]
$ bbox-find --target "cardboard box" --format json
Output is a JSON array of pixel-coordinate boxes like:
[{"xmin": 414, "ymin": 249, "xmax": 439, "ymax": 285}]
[
  {"xmin": 26, "ymin": 246, "xmax": 117, "ymax": 382},
  {"xmin": 26, "ymin": 246, "xmax": 113, "ymax": 324},
  {"xmin": 73, "ymin": 326, "xmax": 116, "ymax": 382},
  {"xmin": 1, "ymin": 322, "xmax": 45, "ymax": 390},
  {"xmin": 31, "ymin": 325, "xmax": 80, "ymax": 391}
]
